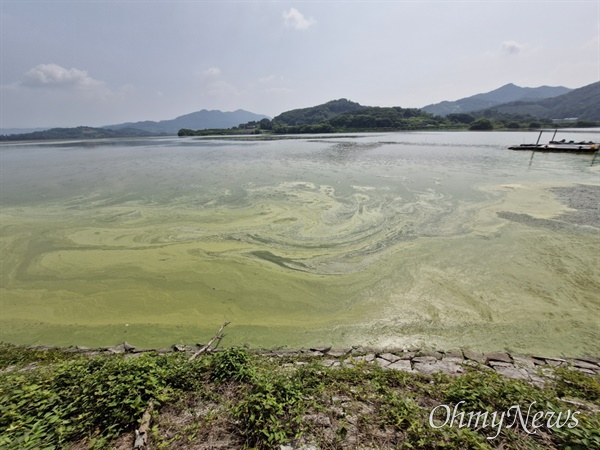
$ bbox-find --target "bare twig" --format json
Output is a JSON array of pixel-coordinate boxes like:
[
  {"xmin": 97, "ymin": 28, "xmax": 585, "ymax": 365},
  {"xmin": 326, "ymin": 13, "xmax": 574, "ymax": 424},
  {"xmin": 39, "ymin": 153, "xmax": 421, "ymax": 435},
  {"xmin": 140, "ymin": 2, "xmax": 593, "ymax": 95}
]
[
  {"xmin": 133, "ymin": 399, "xmax": 154, "ymax": 449},
  {"xmin": 189, "ymin": 322, "xmax": 231, "ymax": 361}
]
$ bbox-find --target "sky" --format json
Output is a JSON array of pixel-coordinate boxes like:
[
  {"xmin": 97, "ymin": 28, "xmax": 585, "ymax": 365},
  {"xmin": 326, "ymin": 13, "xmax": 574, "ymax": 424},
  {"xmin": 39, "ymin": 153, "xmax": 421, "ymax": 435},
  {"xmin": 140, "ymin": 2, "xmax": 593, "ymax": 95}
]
[{"xmin": 1, "ymin": 0, "xmax": 599, "ymax": 129}]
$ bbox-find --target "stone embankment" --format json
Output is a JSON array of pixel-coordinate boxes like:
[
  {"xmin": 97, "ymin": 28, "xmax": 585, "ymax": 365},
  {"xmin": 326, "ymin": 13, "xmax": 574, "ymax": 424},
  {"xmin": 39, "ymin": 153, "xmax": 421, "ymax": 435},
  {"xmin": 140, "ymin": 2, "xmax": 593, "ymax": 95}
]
[{"xmin": 69, "ymin": 343, "xmax": 600, "ymax": 383}]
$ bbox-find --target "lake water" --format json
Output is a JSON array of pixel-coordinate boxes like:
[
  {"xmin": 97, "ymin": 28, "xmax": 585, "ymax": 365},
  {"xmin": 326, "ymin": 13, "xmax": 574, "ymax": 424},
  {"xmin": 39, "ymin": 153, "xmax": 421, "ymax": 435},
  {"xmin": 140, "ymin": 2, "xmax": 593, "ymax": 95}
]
[{"xmin": 1, "ymin": 130, "xmax": 599, "ymax": 356}]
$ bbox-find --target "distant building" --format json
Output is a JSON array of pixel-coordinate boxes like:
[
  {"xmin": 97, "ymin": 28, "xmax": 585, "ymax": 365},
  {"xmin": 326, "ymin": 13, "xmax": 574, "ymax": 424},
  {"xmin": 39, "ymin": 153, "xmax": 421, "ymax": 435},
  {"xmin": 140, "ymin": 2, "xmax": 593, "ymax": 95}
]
[{"xmin": 552, "ymin": 118, "xmax": 578, "ymax": 123}]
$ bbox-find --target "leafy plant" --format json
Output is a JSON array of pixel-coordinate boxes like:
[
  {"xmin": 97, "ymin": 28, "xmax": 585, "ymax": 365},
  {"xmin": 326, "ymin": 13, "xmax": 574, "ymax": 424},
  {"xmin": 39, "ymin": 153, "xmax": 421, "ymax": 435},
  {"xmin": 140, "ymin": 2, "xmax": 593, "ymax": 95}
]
[
  {"xmin": 234, "ymin": 372, "xmax": 305, "ymax": 448},
  {"xmin": 210, "ymin": 348, "xmax": 253, "ymax": 383},
  {"xmin": 552, "ymin": 366, "xmax": 600, "ymax": 402}
]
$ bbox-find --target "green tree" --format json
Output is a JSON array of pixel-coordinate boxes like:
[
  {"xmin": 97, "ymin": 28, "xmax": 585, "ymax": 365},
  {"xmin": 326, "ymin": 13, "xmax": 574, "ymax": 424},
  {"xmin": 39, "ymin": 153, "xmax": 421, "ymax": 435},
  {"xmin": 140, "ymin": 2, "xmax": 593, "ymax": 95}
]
[
  {"xmin": 259, "ymin": 118, "xmax": 272, "ymax": 130},
  {"xmin": 469, "ymin": 118, "xmax": 493, "ymax": 130},
  {"xmin": 447, "ymin": 113, "xmax": 475, "ymax": 124}
]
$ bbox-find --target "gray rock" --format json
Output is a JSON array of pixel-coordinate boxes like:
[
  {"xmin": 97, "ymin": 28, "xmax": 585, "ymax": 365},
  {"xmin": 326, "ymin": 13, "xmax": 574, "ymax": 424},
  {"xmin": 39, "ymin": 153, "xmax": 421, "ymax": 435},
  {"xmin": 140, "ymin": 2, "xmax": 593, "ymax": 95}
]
[
  {"xmin": 310, "ymin": 346, "xmax": 331, "ymax": 354},
  {"xmin": 330, "ymin": 406, "xmax": 345, "ymax": 418},
  {"xmin": 484, "ymin": 352, "xmax": 512, "ymax": 364},
  {"xmin": 575, "ymin": 356, "xmax": 600, "ymax": 365},
  {"xmin": 462, "ymin": 349, "xmax": 486, "ymax": 364},
  {"xmin": 386, "ymin": 360, "xmax": 414, "ymax": 372},
  {"xmin": 462, "ymin": 360, "xmax": 480, "ymax": 368},
  {"xmin": 572, "ymin": 367, "xmax": 597, "ymax": 376},
  {"xmin": 414, "ymin": 360, "xmax": 464, "ymax": 375},
  {"xmin": 123, "ymin": 342, "xmax": 136, "ymax": 352},
  {"xmin": 106, "ymin": 343, "xmax": 131, "ymax": 354},
  {"xmin": 512, "ymin": 356, "xmax": 537, "ymax": 369},
  {"xmin": 353, "ymin": 354, "xmax": 375, "ymax": 363},
  {"xmin": 541, "ymin": 368, "xmax": 557, "ymax": 379},
  {"xmin": 571, "ymin": 359, "xmax": 600, "ymax": 371},
  {"xmin": 412, "ymin": 356, "xmax": 437, "ymax": 364},
  {"xmin": 443, "ymin": 357, "xmax": 466, "ymax": 364},
  {"xmin": 378, "ymin": 352, "xmax": 401, "ymax": 363},
  {"xmin": 321, "ymin": 359, "xmax": 340, "ymax": 368},
  {"xmin": 488, "ymin": 361, "xmax": 514, "ymax": 368},
  {"xmin": 543, "ymin": 356, "xmax": 567, "ymax": 364},
  {"xmin": 417, "ymin": 350, "xmax": 444, "ymax": 360},
  {"xmin": 531, "ymin": 357, "xmax": 548, "ymax": 366},
  {"xmin": 303, "ymin": 413, "xmax": 331, "ymax": 427},
  {"xmin": 443, "ymin": 350, "xmax": 464, "ymax": 359},
  {"xmin": 375, "ymin": 357, "xmax": 390, "ymax": 368},
  {"xmin": 492, "ymin": 365, "xmax": 531, "ymax": 381}
]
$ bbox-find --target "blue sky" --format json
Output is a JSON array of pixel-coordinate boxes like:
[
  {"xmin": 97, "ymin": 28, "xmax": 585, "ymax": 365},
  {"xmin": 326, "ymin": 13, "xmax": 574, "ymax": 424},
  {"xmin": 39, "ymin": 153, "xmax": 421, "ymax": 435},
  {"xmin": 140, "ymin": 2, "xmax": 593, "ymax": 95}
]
[{"xmin": 1, "ymin": 0, "xmax": 598, "ymax": 128}]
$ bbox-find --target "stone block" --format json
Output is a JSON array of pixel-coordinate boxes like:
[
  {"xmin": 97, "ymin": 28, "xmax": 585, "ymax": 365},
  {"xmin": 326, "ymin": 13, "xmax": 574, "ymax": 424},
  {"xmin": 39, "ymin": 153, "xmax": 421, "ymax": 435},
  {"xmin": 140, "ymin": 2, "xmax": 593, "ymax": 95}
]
[
  {"xmin": 386, "ymin": 360, "xmax": 413, "ymax": 372},
  {"xmin": 375, "ymin": 357, "xmax": 390, "ymax": 368},
  {"xmin": 512, "ymin": 356, "xmax": 537, "ymax": 369},
  {"xmin": 571, "ymin": 359, "xmax": 600, "ymax": 371},
  {"xmin": 492, "ymin": 365, "xmax": 531, "ymax": 381},
  {"xmin": 443, "ymin": 350, "xmax": 464, "ymax": 359},
  {"xmin": 462, "ymin": 349, "xmax": 486, "ymax": 364},
  {"xmin": 484, "ymin": 352, "xmax": 512, "ymax": 364},
  {"xmin": 414, "ymin": 360, "xmax": 464, "ymax": 375},
  {"xmin": 412, "ymin": 356, "xmax": 437, "ymax": 364},
  {"xmin": 378, "ymin": 352, "xmax": 401, "ymax": 363},
  {"xmin": 417, "ymin": 350, "xmax": 444, "ymax": 360}
]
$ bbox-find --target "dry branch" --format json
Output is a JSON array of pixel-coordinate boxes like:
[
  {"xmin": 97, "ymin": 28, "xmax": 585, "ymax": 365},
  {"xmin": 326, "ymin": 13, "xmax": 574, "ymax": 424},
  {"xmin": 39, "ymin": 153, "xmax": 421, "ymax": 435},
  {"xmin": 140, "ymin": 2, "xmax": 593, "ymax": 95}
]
[
  {"xmin": 189, "ymin": 322, "xmax": 231, "ymax": 361},
  {"xmin": 133, "ymin": 399, "xmax": 154, "ymax": 449}
]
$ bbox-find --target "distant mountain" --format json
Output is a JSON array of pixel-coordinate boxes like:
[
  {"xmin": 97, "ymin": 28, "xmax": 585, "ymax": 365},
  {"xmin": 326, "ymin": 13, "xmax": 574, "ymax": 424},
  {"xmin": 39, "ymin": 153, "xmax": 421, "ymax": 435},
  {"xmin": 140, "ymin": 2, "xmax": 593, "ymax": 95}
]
[
  {"xmin": 479, "ymin": 81, "xmax": 600, "ymax": 121},
  {"xmin": 105, "ymin": 109, "xmax": 270, "ymax": 135},
  {"xmin": 421, "ymin": 83, "xmax": 572, "ymax": 116},
  {"xmin": 272, "ymin": 99, "xmax": 364, "ymax": 126},
  {"xmin": 0, "ymin": 126, "xmax": 157, "ymax": 141},
  {"xmin": 0, "ymin": 127, "xmax": 51, "ymax": 135}
]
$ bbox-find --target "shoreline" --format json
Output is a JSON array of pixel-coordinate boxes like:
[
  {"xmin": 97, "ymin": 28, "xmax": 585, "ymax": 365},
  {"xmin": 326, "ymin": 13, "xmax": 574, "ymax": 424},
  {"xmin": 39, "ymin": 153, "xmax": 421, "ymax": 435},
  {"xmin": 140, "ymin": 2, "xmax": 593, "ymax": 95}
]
[{"xmin": 10, "ymin": 342, "xmax": 600, "ymax": 381}]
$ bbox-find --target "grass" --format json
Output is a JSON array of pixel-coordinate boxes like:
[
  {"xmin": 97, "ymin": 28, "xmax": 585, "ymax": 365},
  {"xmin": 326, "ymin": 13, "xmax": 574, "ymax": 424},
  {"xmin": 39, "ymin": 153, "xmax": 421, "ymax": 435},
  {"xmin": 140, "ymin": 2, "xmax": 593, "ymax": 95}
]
[{"xmin": 0, "ymin": 344, "xmax": 598, "ymax": 449}]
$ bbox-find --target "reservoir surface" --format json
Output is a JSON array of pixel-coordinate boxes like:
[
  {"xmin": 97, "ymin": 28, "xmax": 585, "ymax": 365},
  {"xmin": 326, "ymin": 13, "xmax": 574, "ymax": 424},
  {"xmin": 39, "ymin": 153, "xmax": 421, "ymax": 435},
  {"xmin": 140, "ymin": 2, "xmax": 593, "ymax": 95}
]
[{"xmin": 1, "ymin": 130, "xmax": 598, "ymax": 356}]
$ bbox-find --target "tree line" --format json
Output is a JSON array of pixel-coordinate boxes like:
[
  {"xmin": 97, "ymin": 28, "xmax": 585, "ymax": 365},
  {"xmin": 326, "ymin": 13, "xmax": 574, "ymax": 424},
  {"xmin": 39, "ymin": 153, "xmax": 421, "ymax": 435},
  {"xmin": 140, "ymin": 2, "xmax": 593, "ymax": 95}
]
[{"xmin": 178, "ymin": 98, "xmax": 599, "ymax": 136}]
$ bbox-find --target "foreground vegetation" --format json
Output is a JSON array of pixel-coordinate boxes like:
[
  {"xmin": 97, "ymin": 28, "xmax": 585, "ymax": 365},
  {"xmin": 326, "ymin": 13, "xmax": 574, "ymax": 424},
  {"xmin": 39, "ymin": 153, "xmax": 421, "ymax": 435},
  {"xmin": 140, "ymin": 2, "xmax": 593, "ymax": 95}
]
[{"xmin": 1, "ymin": 344, "xmax": 599, "ymax": 449}]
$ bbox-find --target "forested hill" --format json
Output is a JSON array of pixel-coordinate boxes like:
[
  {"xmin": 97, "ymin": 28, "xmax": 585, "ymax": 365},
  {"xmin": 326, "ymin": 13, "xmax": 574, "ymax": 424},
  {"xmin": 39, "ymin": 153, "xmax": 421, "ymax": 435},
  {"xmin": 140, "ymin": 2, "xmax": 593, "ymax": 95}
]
[
  {"xmin": 268, "ymin": 99, "xmax": 444, "ymax": 133},
  {"xmin": 272, "ymin": 99, "xmax": 364, "ymax": 126},
  {"xmin": 477, "ymin": 81, "xmax": 600, "ymax": 122},
  {"xmin": 0, "ymin": 126, "xmax": 157, "ymax": 141}
]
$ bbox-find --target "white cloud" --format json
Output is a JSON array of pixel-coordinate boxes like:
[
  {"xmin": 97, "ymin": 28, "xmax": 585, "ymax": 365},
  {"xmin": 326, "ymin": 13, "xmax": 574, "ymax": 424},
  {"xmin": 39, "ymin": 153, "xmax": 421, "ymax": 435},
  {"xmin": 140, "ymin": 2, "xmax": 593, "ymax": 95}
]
[
  {"xmin": 203, "ymin": 67, "xmax": 222, "ymax": 77},
  {"xmin": 283, "ymin": 8, "xmax": 315, "ymax": 30},
  {"xmin": 501, "ymin": 41, "xmax": 524, "ymax": 55},
  {"xmin": 22, "ymin": 64, "xmax": 104, "ymax": 89}
]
